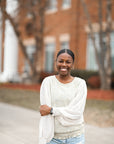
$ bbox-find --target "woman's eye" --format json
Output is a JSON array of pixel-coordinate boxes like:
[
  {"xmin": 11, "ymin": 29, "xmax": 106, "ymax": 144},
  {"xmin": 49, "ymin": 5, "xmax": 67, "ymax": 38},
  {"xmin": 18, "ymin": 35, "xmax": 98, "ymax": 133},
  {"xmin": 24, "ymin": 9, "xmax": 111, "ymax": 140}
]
[
  {"xmin": 67, "ymin": 61, "xmax": 71, "ymax": 63},
  {"xmin": 59, "ymin": 61, "xmax": 63, "ymax": 63}
]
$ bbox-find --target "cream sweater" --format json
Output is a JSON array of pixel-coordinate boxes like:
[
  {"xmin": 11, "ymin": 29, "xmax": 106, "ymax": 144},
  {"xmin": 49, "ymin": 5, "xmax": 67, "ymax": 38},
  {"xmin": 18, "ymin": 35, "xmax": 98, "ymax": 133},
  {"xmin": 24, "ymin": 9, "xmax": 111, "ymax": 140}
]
[{"xmin": 39, "ymin": 75, "xmax": 87, "ymax": 144}]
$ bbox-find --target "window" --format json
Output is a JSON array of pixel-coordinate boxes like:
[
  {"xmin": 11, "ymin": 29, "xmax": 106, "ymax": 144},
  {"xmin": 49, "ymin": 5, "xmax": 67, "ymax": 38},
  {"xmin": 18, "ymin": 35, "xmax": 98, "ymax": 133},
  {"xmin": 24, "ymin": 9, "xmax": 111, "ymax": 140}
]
[
  {"xmin": 46, "ymin": 0, "xmax": 57, "ymax": 12},
  {"xmin": 111, "ymin": 32, "xmax": 114, "ymax": 70},
  {"xmin": 62, "ymin": 0, "xmax": 71, "ymax": 9},
  {"xmin": 23, "ymin": 45, "xmax": 36, "ymax": 73},
  {"xmin": 61, "ymin": 41, "xmax": 69, "ymax": 49},
  {"xmin": 60, "ymin": 34, "xmax": 70, "ymax": 49},
  {"xmin": 45, "ymin": 43, "xmax": 55, "ymax": 72},
  {"xmin": 86, "ymin": 34, "xmax": 98, "ymax": 70},
  {"xmin": 86, "ymin": 32, "xmax": 114, "ymax": 70}
]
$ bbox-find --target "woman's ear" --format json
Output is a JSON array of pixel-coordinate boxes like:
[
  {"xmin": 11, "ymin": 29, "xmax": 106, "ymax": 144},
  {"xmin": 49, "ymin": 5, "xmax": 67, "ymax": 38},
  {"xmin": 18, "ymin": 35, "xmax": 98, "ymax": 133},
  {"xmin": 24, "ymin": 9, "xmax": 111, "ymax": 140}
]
[
  {"xmin": 55, "ymin": 59, "xmax": 57, "ymax": 69},
  {"xmin": 72, "ymin": 63, "xmax": 74, "ymax": 70}
]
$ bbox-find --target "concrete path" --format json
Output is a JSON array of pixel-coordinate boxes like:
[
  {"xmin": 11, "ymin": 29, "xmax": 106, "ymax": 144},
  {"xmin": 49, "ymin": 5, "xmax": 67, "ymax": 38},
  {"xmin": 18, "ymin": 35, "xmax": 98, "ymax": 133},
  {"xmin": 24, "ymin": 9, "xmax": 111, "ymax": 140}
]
[{"xmin": 0, "ymin": 102, "xmax": 114, "ymax": 144}]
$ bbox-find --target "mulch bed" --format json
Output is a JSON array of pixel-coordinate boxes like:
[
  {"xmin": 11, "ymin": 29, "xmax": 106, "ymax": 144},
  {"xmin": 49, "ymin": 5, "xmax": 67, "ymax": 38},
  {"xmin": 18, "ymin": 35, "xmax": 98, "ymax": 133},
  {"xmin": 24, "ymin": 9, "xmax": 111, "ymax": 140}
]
[
  {"xmin": 0, "ymin": 83, "xmax": 40, "ymax": 91},
  {"xmin": 87, "ymin": 90, "xmax": 114, "ymax": 100},
  {"xmin": 0, "ymin": 83, "xmax": 114, "ymax": 100}
]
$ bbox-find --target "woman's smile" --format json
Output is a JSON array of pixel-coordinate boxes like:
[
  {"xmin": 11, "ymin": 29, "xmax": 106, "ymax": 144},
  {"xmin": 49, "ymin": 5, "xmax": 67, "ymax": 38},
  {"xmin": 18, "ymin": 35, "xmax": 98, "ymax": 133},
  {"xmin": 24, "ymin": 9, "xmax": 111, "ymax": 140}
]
[{"xmin": 60, "ymin": 67, "xmax": 67, "ymax": 71}]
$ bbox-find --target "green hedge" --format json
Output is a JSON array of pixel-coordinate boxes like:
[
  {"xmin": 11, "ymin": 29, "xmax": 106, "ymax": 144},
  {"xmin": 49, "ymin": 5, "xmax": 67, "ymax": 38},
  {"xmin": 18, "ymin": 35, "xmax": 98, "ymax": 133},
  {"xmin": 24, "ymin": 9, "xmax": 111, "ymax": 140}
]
[
  {"xmin": 70, "ymin": 69, "xmax": 99, "ymax": 81},
  {"xmin": 71, "ymin": 70, "xmax": 114, "ymax": 80}
]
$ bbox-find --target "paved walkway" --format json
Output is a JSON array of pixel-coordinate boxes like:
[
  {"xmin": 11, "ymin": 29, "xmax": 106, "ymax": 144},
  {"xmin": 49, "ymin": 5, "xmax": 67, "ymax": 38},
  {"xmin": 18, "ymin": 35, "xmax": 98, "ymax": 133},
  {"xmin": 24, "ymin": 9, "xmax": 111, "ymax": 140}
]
[{"xmin": 0, "ymin": 102, "xmax": 114, "ymax": 144}]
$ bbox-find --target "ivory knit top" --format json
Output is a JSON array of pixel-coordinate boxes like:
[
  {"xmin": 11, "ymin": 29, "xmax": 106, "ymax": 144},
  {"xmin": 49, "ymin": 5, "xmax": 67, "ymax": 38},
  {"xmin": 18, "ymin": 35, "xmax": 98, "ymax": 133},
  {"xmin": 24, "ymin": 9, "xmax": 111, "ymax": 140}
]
[
  {"xmin": 52, "ymin": 76, "xmax": 85, "ymax": 139},
  {"xmin": 39, "ymin": 75, "xmax": 87, "ymax": 144}
]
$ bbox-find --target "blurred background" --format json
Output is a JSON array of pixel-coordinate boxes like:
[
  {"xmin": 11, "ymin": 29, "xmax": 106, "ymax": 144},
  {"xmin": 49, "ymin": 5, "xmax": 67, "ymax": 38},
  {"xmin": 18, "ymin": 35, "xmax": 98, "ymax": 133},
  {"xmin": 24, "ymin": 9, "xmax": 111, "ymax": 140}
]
[{"xmin": 0, "ymin": 0, "xmax": 114, "ymax": 89}]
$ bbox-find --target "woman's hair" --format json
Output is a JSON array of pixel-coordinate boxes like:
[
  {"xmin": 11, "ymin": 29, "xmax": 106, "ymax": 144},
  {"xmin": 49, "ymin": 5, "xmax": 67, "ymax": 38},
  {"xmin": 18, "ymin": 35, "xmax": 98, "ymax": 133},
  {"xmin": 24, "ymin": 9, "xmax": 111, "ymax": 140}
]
[{"xmin": 56, "ymin": 49, "xmax": 75, "ymax": 62}]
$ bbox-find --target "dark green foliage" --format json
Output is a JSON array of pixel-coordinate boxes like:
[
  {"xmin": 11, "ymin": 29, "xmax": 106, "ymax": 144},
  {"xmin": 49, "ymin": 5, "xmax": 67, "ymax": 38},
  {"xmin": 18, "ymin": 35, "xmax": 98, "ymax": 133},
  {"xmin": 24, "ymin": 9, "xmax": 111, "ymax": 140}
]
[{"xmin": 71, "ymin": 69, "xmax": 99, "ymax": 80}]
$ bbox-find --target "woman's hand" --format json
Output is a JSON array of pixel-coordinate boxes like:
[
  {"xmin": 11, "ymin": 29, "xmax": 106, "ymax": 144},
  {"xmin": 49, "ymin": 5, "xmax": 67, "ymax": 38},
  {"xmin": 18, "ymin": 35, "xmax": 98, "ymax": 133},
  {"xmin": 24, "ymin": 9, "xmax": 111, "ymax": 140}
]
[{"xmin": 40, "ymin": 105, "xmax": 51, "ymax": 116}]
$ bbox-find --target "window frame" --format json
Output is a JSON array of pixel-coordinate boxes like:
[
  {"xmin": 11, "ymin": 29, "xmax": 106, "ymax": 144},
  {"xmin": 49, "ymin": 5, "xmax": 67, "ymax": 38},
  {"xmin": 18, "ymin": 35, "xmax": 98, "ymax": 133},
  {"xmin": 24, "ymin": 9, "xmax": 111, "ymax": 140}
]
[
  {"xmin": 62, "ymin": 0, "xmax": 71, "ymax": 10},
  {"xmin": 23, "ymin": 45, "xmax": 36, "ymax": 73},
  {"xmin": 46, "ymin": 0, "xmax": 58, "ymax": 14},
  {"xmin": 44, "ymin": 42, "xmax": 55, "ymax": 72},
  {"xmin": 61, "ymin": 41, "xmax": 69, "ymax": 50},
  {"xmin": 86, "ymin": 31, "xmax": 114, "ymax": 70}
]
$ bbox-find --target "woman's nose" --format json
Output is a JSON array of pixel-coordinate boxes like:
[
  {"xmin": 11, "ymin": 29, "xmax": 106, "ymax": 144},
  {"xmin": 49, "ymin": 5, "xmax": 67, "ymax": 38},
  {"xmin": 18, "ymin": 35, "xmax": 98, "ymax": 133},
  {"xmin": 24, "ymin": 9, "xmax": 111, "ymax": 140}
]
[{"xmin": 62, "ymin": 61, "xmax": 66, "ymax": 66}]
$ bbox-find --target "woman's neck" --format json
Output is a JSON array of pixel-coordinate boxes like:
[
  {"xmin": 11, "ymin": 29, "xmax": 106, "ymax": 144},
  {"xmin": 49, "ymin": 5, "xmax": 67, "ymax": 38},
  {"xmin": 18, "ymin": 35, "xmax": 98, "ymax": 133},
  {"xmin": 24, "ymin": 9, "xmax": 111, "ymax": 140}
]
[{"xmin": 56, "ymin": 74, "xmax": 74, "ymax": 84}]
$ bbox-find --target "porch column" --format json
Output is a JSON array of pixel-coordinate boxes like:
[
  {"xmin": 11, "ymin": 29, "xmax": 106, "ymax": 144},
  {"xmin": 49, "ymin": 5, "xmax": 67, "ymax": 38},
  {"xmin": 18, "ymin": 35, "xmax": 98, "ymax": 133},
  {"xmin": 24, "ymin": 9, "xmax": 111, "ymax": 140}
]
[
  {"xmin": 0, "ymin": 0, "xmax": 19, "ymax": 82},
  {"xmin": 0, "ymin": 10, "xmax": 2, "ymax": 73}
]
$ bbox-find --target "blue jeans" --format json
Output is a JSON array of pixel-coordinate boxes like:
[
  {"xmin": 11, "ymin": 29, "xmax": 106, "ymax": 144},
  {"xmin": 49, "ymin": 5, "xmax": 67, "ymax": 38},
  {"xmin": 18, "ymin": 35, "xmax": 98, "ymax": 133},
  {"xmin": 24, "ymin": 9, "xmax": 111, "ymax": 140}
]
[{"xmin": 47, "ymin": 134, "xmax": 85, "ymax": 144}]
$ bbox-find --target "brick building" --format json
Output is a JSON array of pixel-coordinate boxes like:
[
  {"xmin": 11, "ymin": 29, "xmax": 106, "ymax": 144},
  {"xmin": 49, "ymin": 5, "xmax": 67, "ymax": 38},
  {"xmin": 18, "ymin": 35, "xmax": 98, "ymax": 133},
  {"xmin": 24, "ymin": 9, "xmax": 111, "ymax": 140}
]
[
  {"xmin": 0, "ymin": 0, "xmax": 114, "ymax": 82},
  {"xmin": 43, "ymin": 0, "xmax": 114, "ymax": 72}
]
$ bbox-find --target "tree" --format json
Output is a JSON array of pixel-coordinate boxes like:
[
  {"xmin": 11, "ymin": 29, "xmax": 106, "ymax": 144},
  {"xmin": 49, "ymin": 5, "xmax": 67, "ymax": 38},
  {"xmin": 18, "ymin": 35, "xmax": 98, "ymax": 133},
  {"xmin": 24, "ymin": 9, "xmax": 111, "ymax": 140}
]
[
  {"xmin": 81, "ymin": 0, "xmax": 113, "ymax": 89},
  {"xmin": 0, "ymin": 0, "xmax": 47, "ymax": 81}
]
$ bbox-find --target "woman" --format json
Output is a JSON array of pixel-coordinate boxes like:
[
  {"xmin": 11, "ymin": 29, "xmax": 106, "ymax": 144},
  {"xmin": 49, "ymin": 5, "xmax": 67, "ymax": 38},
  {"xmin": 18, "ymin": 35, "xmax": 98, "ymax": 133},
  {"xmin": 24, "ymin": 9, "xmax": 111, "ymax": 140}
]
[{"xmin": 39, "ymin": 49, "xmax": 87, "ymax": 144}]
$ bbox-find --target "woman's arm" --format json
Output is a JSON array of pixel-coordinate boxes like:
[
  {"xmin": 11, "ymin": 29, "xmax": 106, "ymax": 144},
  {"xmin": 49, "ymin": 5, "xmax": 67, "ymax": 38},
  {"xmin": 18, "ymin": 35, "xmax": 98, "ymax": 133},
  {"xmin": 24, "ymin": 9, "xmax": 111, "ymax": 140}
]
[
  {"xmin": 52, "ymin": 80, "xmax": 87, "ymax": 119},
  {"xmin": 39, "ymin": 77, "xmax": 52, "ymax": 116},
  {"xmin": 50, "ymin": 80, "xmax": 87, "ymax": 126}
]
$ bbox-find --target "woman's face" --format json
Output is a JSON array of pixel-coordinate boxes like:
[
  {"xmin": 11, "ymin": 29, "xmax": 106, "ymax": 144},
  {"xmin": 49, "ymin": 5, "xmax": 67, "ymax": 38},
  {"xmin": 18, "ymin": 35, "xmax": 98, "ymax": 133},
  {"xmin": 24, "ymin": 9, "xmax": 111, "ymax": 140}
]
[{"xmin": 56, "ymin": 53, "xmax": 74, "ymax": 77}]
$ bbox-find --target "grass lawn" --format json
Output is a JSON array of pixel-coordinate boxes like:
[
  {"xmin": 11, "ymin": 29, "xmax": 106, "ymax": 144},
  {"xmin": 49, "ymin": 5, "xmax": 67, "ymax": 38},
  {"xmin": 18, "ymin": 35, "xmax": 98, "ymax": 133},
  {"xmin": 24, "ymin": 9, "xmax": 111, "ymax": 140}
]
[
  {"xmin": 0, "ymin": 88, "xmax": 40, "ymax": 111},
  {"xmin": 0, "ymin": 88, "xmax": 114, "ymax": 127}
]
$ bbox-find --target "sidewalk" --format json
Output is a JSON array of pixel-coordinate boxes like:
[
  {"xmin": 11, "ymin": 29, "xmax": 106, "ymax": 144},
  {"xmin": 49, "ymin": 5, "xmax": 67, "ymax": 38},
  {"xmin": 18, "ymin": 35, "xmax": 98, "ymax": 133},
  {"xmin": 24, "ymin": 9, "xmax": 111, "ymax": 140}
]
[{"xmin": 0, "ymin": 102, "xmax": 113, "ymax": 144}]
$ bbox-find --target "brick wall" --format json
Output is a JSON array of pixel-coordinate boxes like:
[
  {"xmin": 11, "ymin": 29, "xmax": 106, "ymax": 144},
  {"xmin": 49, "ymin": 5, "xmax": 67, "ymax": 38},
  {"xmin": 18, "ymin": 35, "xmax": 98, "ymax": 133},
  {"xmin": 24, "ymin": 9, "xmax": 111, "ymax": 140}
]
[{"xmin": 17, "ymin": 0, "xmax": 114, "ymax": 74}]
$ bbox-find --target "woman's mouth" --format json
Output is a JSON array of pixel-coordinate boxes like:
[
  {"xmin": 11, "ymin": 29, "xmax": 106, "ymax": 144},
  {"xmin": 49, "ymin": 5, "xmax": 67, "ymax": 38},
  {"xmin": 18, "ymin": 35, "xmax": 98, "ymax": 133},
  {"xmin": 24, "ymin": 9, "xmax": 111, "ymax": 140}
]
[{"xmin": 60, "ymin": 68, "xmax": 67, "ymax": 72}]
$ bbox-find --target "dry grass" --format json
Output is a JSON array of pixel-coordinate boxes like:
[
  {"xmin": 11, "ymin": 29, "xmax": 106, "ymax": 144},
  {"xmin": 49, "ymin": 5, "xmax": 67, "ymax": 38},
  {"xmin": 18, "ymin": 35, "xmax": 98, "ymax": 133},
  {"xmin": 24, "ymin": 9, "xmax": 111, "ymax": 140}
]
[
  {"xmin": 84, "ymin": 100, "xmax": 114, "ymax": 127},
  {"xmin": 0, "ymin": 88, "xmax": 40, "ymax": 111},
  {"xmin": 0, "ymin": 88, "xmax": 114, "ymax": 127}
]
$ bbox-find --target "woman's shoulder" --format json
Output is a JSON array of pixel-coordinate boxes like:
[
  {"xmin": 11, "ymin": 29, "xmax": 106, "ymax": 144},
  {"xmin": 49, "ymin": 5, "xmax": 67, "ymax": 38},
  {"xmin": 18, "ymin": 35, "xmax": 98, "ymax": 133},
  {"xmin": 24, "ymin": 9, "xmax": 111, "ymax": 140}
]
[
  {"xmin": 42, "ymin": 75, "xmax": 55, "ymax": 83},
  {"xmin": 74, "ymin": 77, "xmax": 86, "ymax": 85}
]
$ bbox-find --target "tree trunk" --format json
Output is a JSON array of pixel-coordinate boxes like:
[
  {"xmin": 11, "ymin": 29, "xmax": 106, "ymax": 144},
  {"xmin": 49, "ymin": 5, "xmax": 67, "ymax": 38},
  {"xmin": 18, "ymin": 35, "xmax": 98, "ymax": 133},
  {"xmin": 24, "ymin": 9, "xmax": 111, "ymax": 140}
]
[
  {"xmin": 98, "ymin": 0, "xmax": 108, "ymax": 89},
  {"xmin": 104, "ymin": 0, "xmax": 112, "ymax": 89},
  {"xmin": 80, "ymin": 0, "xmax": 112, "ymax": 89},
  {"xmin": 33, "ymin": 0, "xmax": 46, "ymax": 81}
]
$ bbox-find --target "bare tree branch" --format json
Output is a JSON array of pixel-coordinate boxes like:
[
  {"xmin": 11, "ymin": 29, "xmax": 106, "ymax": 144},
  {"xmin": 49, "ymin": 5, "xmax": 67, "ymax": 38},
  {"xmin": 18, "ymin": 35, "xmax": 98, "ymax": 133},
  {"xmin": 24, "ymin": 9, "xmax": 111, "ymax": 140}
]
[
  {"xmin": 98, "ymin": 0, "xmax": 105, "ymax": 68},
  {"xmin": 80, "ymin": 0, "xmax": 102, "ymax": 71},
  {"xmin": 3, "ymin": 8, "xmax": 36, "ymax": 75},
  {"xmin": 105, "ymin": 0, "xmax": 112, "ymax": 88}
]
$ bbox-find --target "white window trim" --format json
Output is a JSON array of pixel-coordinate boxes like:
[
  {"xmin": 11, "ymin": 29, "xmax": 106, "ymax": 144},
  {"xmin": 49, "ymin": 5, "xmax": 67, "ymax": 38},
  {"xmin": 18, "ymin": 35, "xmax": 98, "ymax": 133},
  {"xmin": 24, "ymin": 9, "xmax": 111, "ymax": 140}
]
[
  {"xmin": 45, "ymin": 8, "xmax": 57, "ymax": 14},
  {"xmin": 45, "ymin": 0, "xmax": 58, "ymax": 14},
  {"xmin": 59, "ymin": 34, "xmax": 70, "ymax": 42},
  {"xmin": 59, "ymin": 34, "xmax": 70, "ymax": 50},
  {"xmin": 44, "ymin": 42, "xmax": 55, "ymax": 72},
  {"xmin": 62, "ymin": 0, "xmax": 71, "ymax": 10},
  {"xmin": 44, "ymin": 36, "xmax": 56, "ymax": 71},
  {"xmin": 23, "ymin": 38, "xmax": 36, "ymax": 46},
  {"xmin": 44, "ymin": 36, "xmax": 56, "ymax": 44},
  {"xmin": 86, "ymin": 37, "xmax": 98, "ymax": 70},
  {"xmin": 62, "ymin": 5, "xmax": 71, "ymax": 10}
]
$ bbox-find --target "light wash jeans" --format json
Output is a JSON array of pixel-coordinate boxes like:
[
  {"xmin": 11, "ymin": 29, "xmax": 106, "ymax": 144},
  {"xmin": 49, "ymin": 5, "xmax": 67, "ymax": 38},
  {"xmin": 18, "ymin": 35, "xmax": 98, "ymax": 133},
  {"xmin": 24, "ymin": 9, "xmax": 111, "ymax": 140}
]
[{"xmin": 47, "ymin": 134, "xmax": 85, "ymax": 144}]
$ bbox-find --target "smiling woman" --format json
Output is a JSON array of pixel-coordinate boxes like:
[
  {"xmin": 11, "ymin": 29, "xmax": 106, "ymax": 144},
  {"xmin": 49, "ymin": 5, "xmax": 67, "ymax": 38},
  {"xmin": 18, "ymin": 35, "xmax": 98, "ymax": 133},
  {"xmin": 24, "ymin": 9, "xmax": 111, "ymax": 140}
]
[
  {"xmin": 55, "ymin": 49, "xmax": 74, "ymax": 83},
  {"xmin": 39, "ymin": 49, "xmax": 87, "ymax": 144}
]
